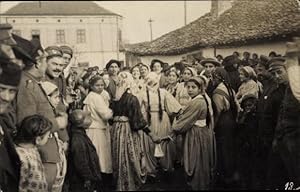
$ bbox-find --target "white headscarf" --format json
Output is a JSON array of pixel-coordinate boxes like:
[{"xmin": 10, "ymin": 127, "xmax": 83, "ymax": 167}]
[
  {"xmin": 144, "ymin": 72, "xmax": 160, "ymax": 91},
  {"xmin": 115, "ymin": 71, "xmax": 134, "ymax": 100}
]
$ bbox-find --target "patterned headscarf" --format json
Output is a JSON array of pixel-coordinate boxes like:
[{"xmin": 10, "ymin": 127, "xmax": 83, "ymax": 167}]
[
  {"xmin": 240, "ymin": 66, "xmax": 257, "ymax": 81},
  {"xmin": 144, "ymin": 72, "xmax": 160, "ymax": 90},
  {"xmin": 115, "ymin": 71, "xmax": 134, "ymax": 100}
]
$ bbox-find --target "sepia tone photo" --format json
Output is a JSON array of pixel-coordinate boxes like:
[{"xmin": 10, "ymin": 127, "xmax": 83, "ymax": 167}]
[{"xmin": 0, "ymin": 0, "xmax": 300, "ymax": 191}]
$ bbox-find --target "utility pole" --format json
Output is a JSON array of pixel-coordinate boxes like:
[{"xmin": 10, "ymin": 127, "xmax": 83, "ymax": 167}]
[
  {"xmin": 148, "ymin": 18, "xmax": 154, "ymax": 41},
  {"xmin": 184, "ymin": 0, "xmax": 187, "ymax": 26},
  {"xmin": 0, "ymin": 1, "xmax": 2, "ymax": 24}
]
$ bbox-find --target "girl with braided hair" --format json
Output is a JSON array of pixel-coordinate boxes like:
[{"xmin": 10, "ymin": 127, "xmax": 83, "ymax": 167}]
[
  {"xmin": 140, "ymin": 72, "xmax": 182, "ymax": 180},
  {"xmin": 165, "ymin": 76, "xmax": 215, "ymax": 190},
  {"xmin": 211, "ymin": 67, "xmax": 239, "ymax": 189}
]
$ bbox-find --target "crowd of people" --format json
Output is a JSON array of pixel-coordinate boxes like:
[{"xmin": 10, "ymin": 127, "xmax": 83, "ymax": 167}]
[{"xmin": 0, "ymin": 22, "xmax": 300, "ymax": 192}]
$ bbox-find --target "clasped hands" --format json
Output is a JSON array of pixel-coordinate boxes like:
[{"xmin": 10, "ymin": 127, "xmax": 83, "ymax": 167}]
[{"xmin": 148, "ymin": 132, "xmax": 177, "ymax": 144}]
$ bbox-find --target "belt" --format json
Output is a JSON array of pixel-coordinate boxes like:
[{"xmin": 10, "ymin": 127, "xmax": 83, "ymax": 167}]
[
  {"xmin": 194, "ymin": 119, "xmax": 207, "ymax": 127},
  {"xmin": 113, "ymin": 116, "xmax": 129, "ymax": 122}
]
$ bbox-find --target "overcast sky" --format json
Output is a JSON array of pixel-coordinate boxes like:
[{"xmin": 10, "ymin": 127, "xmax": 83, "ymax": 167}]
[{"xmin": 0, "ymin": 1, "xmax": 212, "ymax": 44}]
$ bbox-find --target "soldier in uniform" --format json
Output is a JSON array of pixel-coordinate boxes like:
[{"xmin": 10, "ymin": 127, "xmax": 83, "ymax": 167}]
[
  {"xmin": 268, "ymin": 40, "xmax": 300, "ymax": 189},
  {"xmin": 16, "ymin": 44, "xmax": 68, "ymax": 191},
  {"xmin": 60, "ymin": 45, "xmax": 73, "ymax": 70},
  {"xmin": 0, "ymin": 50, "xmax": 22, "ymax": 192},
  {"xmin": 43, "ymin": 46, "xmax": 70, "ymax": 149},
  {"xmin": 254, "ymin": 57, "xmax": 287, "ymax": 189}
]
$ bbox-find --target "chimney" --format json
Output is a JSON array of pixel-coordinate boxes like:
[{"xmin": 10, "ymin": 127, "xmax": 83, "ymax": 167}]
[{"xmin": 211, "ymin": 0, "xmax": 234, "ymax": 19}]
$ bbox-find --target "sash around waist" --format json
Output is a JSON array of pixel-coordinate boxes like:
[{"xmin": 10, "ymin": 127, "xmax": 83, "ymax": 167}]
[
  {"xmin": 113, "ymin": 116, "xmax": 129, "ymax": 122},
  {"xmin": 194, "ymin": 119, "xmax": 207, "ymax": 127}
]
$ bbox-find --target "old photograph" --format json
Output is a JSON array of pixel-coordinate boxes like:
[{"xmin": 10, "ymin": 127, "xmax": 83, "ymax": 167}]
[{"xmin": 0, "ymin": 0, "xmax": 300, "ymax": 191}]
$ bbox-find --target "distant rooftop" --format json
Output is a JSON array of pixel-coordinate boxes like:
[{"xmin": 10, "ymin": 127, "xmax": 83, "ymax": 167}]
[
  {"xmin": 125, "ymin": 0, "xmax": 300, "ymax": 56},
  {"xmin": 3, "ymin": 1, "xmax": 121, "ymax": 16}
]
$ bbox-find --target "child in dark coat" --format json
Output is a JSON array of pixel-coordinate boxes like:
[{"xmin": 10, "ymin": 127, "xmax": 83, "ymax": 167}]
[
  {"xmin": 236, "ymin": 94, "xmax": 258, "ymax": 189},
  {"xmin": 67, "ymin": 109, "xmax": 103, "ymax": 192}
]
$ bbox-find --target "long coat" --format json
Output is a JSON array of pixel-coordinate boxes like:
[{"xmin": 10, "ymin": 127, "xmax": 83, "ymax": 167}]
[
  {"xmin": 68, "ymin": 128, "xmax": 102, "ymax": 192},
  {"xmin": 16, "ymin": 72, "xmax": 61, "ymax": 163},
  {"xmin": 0, "ymin": 114, "xmax": 20, "ymax": 192}
]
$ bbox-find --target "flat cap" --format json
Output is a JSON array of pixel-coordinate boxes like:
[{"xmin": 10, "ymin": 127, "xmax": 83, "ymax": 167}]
[
  {"xmin": 268, "ymin": 57, "xmax": 286, "ymax": 71},
  {"xmin": 60, "ymin": 45, "xmax": 73, "ymax": 57}
]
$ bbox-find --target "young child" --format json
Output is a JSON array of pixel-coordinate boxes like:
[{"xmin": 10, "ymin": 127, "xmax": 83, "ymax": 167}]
[
  {"xmin": 14, "ymin": 114, "xmax": 52, "ymax": 192},
  {"xmin": 67, "ymin": 109, "xmax": 103, "ymax": 192},
  {"xmin": 40, "ymin": 81, "xmax": 68, "ymax": 192},
  {"xmin": 236, "ymin": 94, "xmax": 258, "ymax": 189}
]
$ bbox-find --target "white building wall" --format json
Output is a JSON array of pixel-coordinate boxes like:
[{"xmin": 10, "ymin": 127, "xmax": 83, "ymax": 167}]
[
  {"xmin": 136, "ymin": 41, "xmax": 287, "ymax": 67},
  {"xmin": 2, "ymin": 15, "xmax": 123, "ymax": 69},
  {"xmin": 215, "ymin": 41, "xmax": 286, "ymax": 57}
]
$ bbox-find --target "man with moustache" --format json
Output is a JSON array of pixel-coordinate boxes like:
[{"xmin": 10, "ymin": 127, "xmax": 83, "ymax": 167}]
[
  {"xmin": 44, "ymin": 46, "xmax": 68, "ymax": 102},
  {"xmin": 268, "ymin": 40, "xmax": 300, "ymax": 189},
  {"xmin": 43, "ymin": 46, "xmax": 70, "ymax": 147},
  {"xmin": 254, "ymin": 57, "xmax": 287, "ymax": 189},
  {"xmin": 16, "ymin": 43, "xmax": 68, "ymax": 191}
]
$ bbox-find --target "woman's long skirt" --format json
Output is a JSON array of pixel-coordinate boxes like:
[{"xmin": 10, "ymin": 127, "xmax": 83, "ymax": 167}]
[{"xmin": 111, "ymin": 117, "xmax": 147, "ymax": 191}]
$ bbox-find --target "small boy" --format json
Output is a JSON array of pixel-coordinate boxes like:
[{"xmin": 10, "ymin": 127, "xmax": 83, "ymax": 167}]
[
  {"xmin": 236, "ymin": 94, "xmax": 258, "ymax": 189},
  {"xmin": 67, "ymin": 109, "xmax": 103, "ymax": 192}
]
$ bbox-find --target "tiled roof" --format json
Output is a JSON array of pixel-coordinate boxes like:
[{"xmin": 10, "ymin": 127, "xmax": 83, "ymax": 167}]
[
  {"xmin": 126, "ymin": 0, "xmax": 300, "ymax": 56},
  {"xmin": 3, "ymin": 1, "xmax": 120, "ymax": 16}
]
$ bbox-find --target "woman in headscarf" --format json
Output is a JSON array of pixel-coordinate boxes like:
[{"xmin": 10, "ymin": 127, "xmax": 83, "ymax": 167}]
[
  {"xmin": 171, "ymin": 66, "xmax": 197, "ymax": 167},
  {"xmin": 176, "ymin": 67, "xmax": 197, "ymax": 108},
  {"xmin": 236, "ymin": 66, "xmax": 261, "ymax": 104},
  {"xmin": 140, "ymin": 72, "xmax": 182, "ymax": 180},
  {"xmin": 211, "ymin": 67, "xmax": 239, "ymax": 189},
  {"xmin": 166, "ymin": 76, "xmax": 215, "ymax": 190},
  {"xmin": 110, "ymin": 71, "xmax": 160, "ymax": 191}
]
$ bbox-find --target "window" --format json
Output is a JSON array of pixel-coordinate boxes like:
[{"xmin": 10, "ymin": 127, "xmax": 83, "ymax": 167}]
[
  {"xmin": 76, "ymin": 29, "xmax": 86, "ymax": 43},
  {"xmin": 56, "ymin": 29, "xmax": 65, "ymax": 43},
  {"xmin": 12, "ymin": 30, "xmax": 21, "ymax": 37},
  {"xmin": 31, "ymin": 29, "xmax": 40, "ymax": 40}
]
